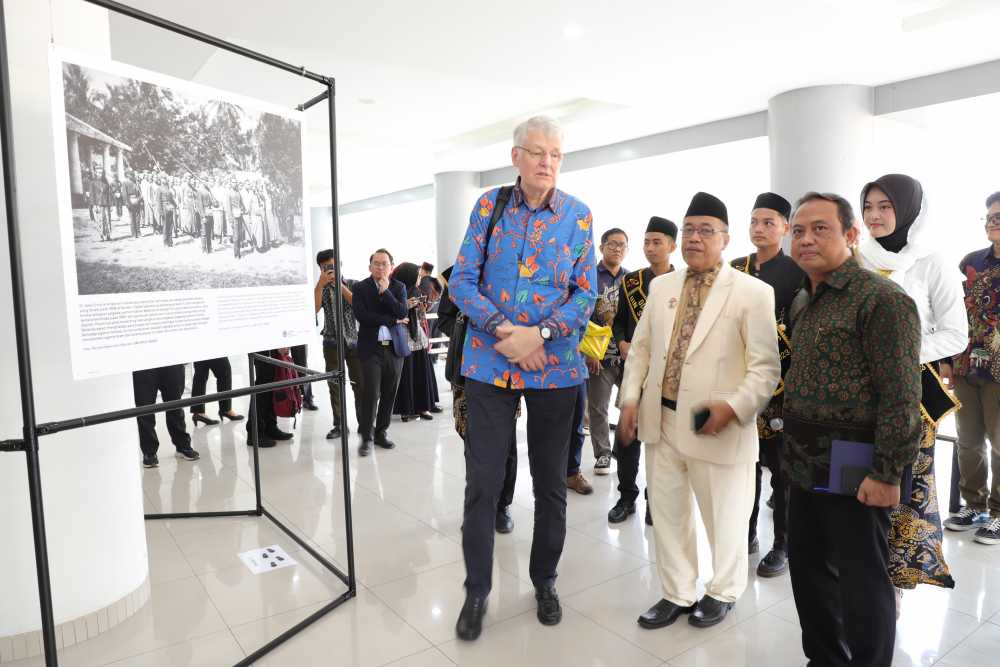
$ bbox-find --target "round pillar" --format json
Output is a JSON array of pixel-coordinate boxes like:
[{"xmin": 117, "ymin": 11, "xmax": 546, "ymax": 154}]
[
  {"xmin": 0, "ymin": 0, "xmax": 148, "ymax": 656},
  {"xmin": 67, "ymin": 132, "xmax": 82, "ymax": 195},
  {"xmin": 768, "ymin": 85, "xmax": 874, "ymax": 209},
  {"xmin": 434, "ymin": 171, "xmax": 481, "ymax": 273}
]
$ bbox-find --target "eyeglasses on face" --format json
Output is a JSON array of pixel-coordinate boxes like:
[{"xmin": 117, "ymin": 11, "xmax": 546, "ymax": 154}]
[
  {"xmin": 985, "ymin": 213, "xmax": 1000, "ymax": 227},
  {"xmin": 602, "ymin": 241, "xmax": 627, "ymax": 250},
  {"xmin": 515, "ymin": 146, "xmax": 563, "ymax": 162},
  {"xmin": 682, "ymin": 225, "xmax": 723, "ymax": 238}
]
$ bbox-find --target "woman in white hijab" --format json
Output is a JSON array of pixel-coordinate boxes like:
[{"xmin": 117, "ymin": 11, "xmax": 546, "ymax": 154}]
[{"xmin": 856, "ymin": 173, "xmax": 967, "ymax": 608}]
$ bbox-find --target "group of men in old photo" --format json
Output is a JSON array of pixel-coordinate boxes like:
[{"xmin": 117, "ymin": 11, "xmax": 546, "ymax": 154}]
[
  {"xmin": 85, "ymin": 166, "xmax": 281, "ymax": 257},
  {"xmin": 435, "ymin": 113, "xmax": 1000, "ymax": 667}
]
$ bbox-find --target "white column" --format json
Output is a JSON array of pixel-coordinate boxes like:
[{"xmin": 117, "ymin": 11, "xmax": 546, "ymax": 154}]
[
  {"xmin": 67, "ymin": 132, "xmax": 82, "ymax": 195},
  {"xmin": 0, "ymin": 0, "xmax": 147, "ymax": 645},
  {"xmin": 102, "ymin": 143, "xmax": 111, "ymax": 181},
  {"xmin": 768, "ymin": 85, "xmax": 875, "ymax": 208},
  {"xmin": 434, "ymin": 171, "xmax": 481, "ymax": 272},
  {"xmin": 116, "ymin": 147, "xmax": 124, "ymax": 180}
]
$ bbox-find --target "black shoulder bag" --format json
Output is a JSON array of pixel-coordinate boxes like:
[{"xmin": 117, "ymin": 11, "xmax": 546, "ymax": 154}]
[{"xmin": 444, "ymin": 186, "xmax": 513, "ymax": 387}]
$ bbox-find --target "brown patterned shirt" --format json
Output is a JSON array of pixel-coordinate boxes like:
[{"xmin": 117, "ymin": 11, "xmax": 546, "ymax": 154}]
[
  {"xmin": 662, "ymin": 264, "xmax": 721, "ymax": 401},
  {"xmin": 783, "ymin": 258, "xmax": 922, "ymax": 490}
]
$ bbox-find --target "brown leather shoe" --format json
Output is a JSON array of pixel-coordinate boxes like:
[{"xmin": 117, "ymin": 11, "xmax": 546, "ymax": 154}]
[{"xmin": 566, "ymin": 473, "xmax": 593, "ymax": 495}]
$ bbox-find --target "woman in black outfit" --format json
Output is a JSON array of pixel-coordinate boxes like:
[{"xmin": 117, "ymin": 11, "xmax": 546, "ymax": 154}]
[{"xmin": 391, "ymin": 262, "xmax": 440, "ymax": 421}]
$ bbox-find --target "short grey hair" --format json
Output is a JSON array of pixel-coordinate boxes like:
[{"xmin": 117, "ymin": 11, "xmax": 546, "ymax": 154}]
[{"xmin": 513, "ymin": 115, "xmax": 563, "ymax": 146}]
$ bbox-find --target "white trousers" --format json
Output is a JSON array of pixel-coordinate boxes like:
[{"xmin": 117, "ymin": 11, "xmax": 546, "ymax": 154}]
[{"xmin": 646, "ymin": 408, "xmax": 756, "ymax": 606}]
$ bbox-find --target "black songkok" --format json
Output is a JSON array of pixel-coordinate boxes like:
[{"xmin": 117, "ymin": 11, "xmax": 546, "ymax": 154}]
[
  {"xmin": 752, "ymin": 192, "xmax": 792, "ymax": 220},
  {"xmin": 685, "ymin": 192, "xmax": 728, "ymax": 225},
  {"xmin": 646, "ymin": 216, "xmax": 678, "ymax": 239}
]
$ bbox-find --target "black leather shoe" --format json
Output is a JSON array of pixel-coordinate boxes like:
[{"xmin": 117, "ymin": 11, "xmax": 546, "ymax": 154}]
[
  {"xmin": 326, "ymin": 426, "xmax": 342, "ymax": 439},
  {"xmin": 429, "ymin": 405, "xmax": 443, "ymax": 414},
  {"xmin": 246, "ymin": 434, "xmax": 276, "ymax": 448},
  {"xmin": 608, "ymin": 500, "xmax": 636, "ymax": 524},
  {"xmin": 303, "ymin": 400, "xmax": 319, "ymax": 411},
  {"xmin": 749, "ymin": 537, "xmax": 760, "ymax": 554},
  {"xmin": 756, "ymin": 549, "xmax": 788, "ymax": 578},
  {"xmin": 495, "ymin": 507, "xmax": 514, "ymax": 534},
  {"xmin": 268, "ymin": 428, "xmax": 294, "ymax": 441},
  {"xmin": 455, "ymin": 594, "xmax": 488, "ymax": 641},
  {"xmin": 689, "ymin": 595, "xmax": 733, "ymax": 628},
  {"xmin": 192, "ymin": 413, "xmax": 219, "ymax": 426},
  {"xmin": 535, "ymin": 586, "xmax": 562, "ymax": 625},
  {"xmin": 374, "ymin": 438, "xmax": 396, "ymax": 449},
  {"xmin": 637, "ymin": 599, "xmax": 696, "ymax": 629},
  {"xmin": 359, "ymin": 440, "xmax": 372, "ymax": 457}
]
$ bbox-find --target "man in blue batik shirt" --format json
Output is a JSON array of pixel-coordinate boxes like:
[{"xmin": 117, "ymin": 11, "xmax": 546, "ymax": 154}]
[{"xmin": 450, "ymin": 116, "xmax": 597, "ymax": 641}]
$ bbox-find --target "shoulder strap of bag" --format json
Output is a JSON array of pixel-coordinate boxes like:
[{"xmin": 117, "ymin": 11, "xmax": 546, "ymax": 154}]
[{"xmin": 483, "ymin": 186, "xmax": 513, "ymax": 262}]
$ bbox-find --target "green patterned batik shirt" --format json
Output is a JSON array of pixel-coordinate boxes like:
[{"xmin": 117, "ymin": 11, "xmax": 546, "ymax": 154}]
[{"xmin": 782, "ymin": 257, "xmax": 922, "ymax": 491}]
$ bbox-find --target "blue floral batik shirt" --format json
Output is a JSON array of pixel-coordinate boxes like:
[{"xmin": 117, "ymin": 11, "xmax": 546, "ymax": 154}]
[{"xmin": 449, "ymin": 181, "xmax": 598, "ymax": 390}]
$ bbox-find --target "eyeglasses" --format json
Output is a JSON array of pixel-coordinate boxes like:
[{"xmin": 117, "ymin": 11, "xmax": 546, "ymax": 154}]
[
  {"xmin": 602, "ymin": 241, "xmax": 627, "ymax": 250},
  {"xmin": 986, "ymin": 213, "xmax": 1000, "ymax": 227},
  {"xmin": 682, "ymin": 225, "xmax": 724, "ymax": 238},
  {"xmin": 515, "ymin": 146, "xmax": 563, "ymax": 162}
]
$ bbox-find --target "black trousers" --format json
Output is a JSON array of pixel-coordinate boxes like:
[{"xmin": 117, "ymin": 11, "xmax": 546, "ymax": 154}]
[
  {"xmin": 162, "ymin": 209, "xmax": 175, "ymax": 247},
  {"xmin": 290, "ymin": 344, "xmax": 314, "ymax": 404},
  {"xmin": 191, "ymin": 357, "xmax": 233, "ymax": 414},
  {"xmin": 359, "ymin": 345, "xmax": 403, "ymax": 442},
  {"xmin": 462, "ymin": 379, "xmax": 577, "ymax": 596},
  {"xmin": 788, "ymin": 486, "xmax": 895, "ymax": 667},
  {"xmin": 567, "ymin": 382, "xmax": 586, "ymax": 477},
  {"xmin": 749, "ymin": 435, "xmax": 788, "ymax": 550},
  {"xmin": 247, "ymin": 352, "xmax": 278, "ymax": 436},
  {"xmin": 133, "ymin": 364, "xmax": 190, "ymax": 456},
  {"xmin": 614, "ymin": 434, "xmax": 646, "ymax": 505},
  {"xmin": 127, "ymin": 204, "xmax": 142, "ymax": 237}
]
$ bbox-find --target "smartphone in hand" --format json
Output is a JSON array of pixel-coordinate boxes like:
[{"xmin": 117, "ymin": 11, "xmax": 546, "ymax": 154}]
[{"xmin": 692, "ymin": 407, "xmax": 711, "ymax": 433}]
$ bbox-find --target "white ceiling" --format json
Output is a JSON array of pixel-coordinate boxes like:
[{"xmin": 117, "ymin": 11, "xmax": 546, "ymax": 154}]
[{"xmin": 105, "ymin": 0, "xmax": 1000, "ymax": 204}]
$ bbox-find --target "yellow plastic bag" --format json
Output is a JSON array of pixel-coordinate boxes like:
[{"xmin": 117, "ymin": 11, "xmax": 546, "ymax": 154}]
[{"xmin": 579, "ymin": 321, "xmax": 612, "ymax": 361}]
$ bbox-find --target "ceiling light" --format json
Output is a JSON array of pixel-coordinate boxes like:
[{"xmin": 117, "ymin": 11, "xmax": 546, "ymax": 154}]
[{"xmin": 563, "ymin": 24, "xmax": 584, "ymax": 40}]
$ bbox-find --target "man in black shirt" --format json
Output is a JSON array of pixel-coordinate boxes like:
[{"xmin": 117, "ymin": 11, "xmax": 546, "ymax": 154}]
[
  {"xmin": 608, "ymin": 216, "xmax": 677, "ymax": 524},
  {"xmin": 730, "ymin": 192, "xmax": 805, "ymax": 577}
]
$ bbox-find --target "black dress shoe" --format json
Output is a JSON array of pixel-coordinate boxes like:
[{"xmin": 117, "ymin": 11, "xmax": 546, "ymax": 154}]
[
  {"xmin": 637, "ymin": 599, "xmax": 696, "ymax": 629},
  {"xmin": 268, "ymin": 428, "xmax": 294, "ymax": 441},
  {"xmin": 608, "ymin": 500, "xmax": 636, "ymax": 524},
  {"xmin": 535, "ymin": 585, "xmax": 562, "ymax": 625},
  {"xmin": 455, "ymin": 594, "xmax": 488, "ymax": 641},
  {"xmin": 246, "ymin": 434, "xmax": 276, "ymax": 448},
  {"xmin": 749, "ymin": 537, "xmax": 760, "ymax": 555},
  {"xmin": 374, "ymin": 438, "xmax": 396, "ymax": 449},
  {"xmin": 689, "ymin": 595, "xmax": 733, "ymax": 628},
  {"xmin": 326, "ymin": 426, "xmax": 342, "ymax": 439},
  {"xmin": 359, "ymin": 440, "xmax": 372, "ymax": 457},
  {"xmin": 303, "ymin": 400, "xmax": 319, "ymax": 411},
  {"xmin": 645, "ymin": 506, "xmax": 653, "ymax": 526},
  {"xmin": 495, "ymin": 507, "xmax": 514, "ymax": 534},
  {"xmin": 429, "ymin": 405, "xmax": 443, "ymax": 414},
  {"xmin": 756, "ymin": 549, "xmax": 788, "ymax": 578}
]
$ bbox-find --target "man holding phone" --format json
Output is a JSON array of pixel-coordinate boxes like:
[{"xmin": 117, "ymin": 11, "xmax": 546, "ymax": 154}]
[
  {"xmin": 315, "ymin": 249, "xmax": 362, "ymax": 440},
  {"xmin": 782, "ymin": 192, "xmax": 921, "ymax": 666},
  {"xmin": 618, "ymin": 192, "xmax": 779, "ymax": 631}
]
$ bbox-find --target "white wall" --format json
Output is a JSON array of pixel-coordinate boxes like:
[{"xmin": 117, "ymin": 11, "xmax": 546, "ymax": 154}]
[
  {"xmin": 557, "ymin": 137, "xmax": 770, "ymax": 268},
  {"xmin": 0, "ymin": 0, "xmax": 147, "ymax": 637}
]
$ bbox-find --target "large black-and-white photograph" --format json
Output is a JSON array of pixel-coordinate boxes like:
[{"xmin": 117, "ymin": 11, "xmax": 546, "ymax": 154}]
[{"xmin": 59, "ymin": 56, "xmax": 308, "ymax": 295}]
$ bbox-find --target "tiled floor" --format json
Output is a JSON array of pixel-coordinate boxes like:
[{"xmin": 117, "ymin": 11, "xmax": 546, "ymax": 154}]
[{"xmin": 10, "ymin": 365, "xmax": 1000, "ymax": 666}]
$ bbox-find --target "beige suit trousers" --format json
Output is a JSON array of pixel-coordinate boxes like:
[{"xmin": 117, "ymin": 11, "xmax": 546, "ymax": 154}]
[{"xmin": 646, "ymin": 408, "xmax": 756, "ymax": 606}]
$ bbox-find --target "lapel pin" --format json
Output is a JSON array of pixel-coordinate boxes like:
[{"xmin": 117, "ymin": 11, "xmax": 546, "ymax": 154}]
[{"xmin": 668, "ymin": 297, "xmax": 678, "ymax": 309}]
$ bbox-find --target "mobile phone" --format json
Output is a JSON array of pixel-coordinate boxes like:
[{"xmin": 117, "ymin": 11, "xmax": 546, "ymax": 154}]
[{"xmin": 692, "ymin": 407, "xmax": 711, "ymax": 433}]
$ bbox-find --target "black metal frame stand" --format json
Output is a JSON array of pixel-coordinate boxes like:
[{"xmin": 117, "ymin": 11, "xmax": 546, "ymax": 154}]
[{"xmin": 0, "ymin": 1, "xmax": 354, "ymax": 665}]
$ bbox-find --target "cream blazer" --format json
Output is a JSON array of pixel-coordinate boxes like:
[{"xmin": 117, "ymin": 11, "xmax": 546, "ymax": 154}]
[{"xmin": 619, "ymin": 263, "xmax": 780, "ymax": 465}]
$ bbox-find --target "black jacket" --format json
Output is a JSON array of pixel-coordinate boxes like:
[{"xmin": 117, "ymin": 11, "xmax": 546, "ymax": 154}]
[{"xmin": 351, "ymin": 276, "xmax": 408, "ymax": 360}]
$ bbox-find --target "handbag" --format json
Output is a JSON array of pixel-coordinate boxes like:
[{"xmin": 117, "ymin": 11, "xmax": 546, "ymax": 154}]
[
  {"xmin": 578, "ymin": 320, "xmax": 612, "ymax": 361},
  {"xmin": 390, "ymin": 322, "xmax": 412, "ymax": 358},
  {"xmin": 444, "ymin": 185, "xmax": 514, "ymax": 387}
]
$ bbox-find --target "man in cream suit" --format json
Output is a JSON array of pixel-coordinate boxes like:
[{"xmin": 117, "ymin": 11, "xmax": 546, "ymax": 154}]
[{"xmin": 619, "ymin": 192, "xmax": 780, "ymax": 630}]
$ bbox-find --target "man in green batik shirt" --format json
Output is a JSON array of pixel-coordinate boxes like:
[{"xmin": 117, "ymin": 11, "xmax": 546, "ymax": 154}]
[{"xmin": 783, "ymin": 191, "xmax": 921, "ymax": 667}]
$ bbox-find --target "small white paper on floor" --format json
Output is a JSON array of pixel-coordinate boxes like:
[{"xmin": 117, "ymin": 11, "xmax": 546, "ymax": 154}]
[{"xmin": 238, "ymin": 545, "xmax": 297, "ymax": 574}]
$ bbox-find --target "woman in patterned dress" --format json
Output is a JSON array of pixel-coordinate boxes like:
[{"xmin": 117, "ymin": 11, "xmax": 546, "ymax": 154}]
[{"xmin": 856, "ymin": 173, "xmax": 968, "ymax": 611}]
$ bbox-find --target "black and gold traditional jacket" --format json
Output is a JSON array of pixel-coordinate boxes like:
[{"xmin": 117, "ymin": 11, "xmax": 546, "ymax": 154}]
[
  {"xmin": 731, "ymin": 251, "xmax": 805, "ymax": 440},
  {"xmin": 612, "ymin": 265, "xmax": 674, "ymax": 345}
]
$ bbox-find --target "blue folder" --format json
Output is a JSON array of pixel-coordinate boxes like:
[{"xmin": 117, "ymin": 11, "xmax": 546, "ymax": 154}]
[{"xmin": 826, "ymin": 439, "xmax": 913, "ymax": 498}]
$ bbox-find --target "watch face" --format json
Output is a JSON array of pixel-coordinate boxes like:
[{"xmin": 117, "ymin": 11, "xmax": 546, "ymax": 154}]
[{"xmin": 541, "ymin": 327, "xmax": 552, "ymax": 340}]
